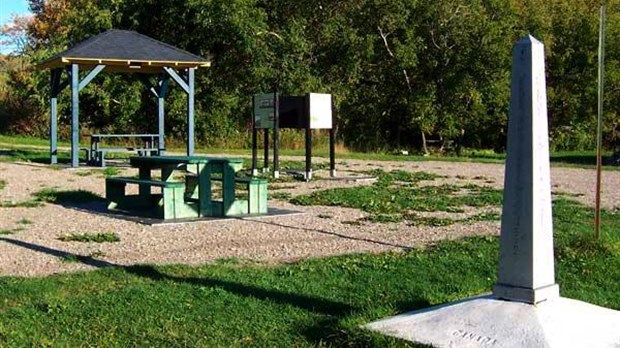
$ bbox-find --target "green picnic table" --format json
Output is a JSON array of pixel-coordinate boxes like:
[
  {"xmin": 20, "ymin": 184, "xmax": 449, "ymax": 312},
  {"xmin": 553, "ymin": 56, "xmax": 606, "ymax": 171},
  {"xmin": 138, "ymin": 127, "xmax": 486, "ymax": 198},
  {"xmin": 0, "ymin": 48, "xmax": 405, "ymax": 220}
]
[{"xmin": 105, "ymin": 155, "xmax": 267, "ymax": 219}]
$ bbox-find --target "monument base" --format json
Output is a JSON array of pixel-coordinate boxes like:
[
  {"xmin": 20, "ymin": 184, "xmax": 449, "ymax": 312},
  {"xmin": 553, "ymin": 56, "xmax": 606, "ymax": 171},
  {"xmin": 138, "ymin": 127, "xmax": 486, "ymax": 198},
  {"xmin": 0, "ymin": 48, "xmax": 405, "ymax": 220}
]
[
  {"xmin": 493, "ymin": 283, "xmax": 559, "ymax": 304},
  {"xmin": 365, "ymin": 295, "xmax": 620, "ymax": 348}
]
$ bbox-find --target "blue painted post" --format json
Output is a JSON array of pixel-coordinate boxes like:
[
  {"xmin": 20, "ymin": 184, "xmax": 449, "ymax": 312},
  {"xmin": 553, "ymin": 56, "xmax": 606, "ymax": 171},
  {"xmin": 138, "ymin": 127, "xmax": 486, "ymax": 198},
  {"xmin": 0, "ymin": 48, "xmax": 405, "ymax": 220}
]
[
  {"xmin": 158, "ymin": 77, "xmax": 169, "ymax": 155},
  {"xmin": 187, "ymin": 68, "xmax": 195, "ymax": 156},
  {"xmin": 50, "ymin": 69, "xmax": 61, "ymax": 164},
  {"xmin": 70, "ymin": 64, "xmax": 79, "ymax": 168}
]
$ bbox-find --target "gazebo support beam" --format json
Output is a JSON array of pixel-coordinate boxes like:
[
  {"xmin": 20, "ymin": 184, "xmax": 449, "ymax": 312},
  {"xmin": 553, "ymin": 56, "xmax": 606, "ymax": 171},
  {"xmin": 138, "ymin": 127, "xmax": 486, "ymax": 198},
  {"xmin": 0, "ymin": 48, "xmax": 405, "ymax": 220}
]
[
  {"xmin": 146, "ymin": 75, "xmax": 170, "ymax": 155},
  {"xmin": 78, "ymin": 65, "xmax": 105, "ymax": 91},
  {"xmin": 68, "ymin": 64, "xmax": 80, "ymax": 167},
  {"xmin": 187, "ymin": 68, "xmax": 195, "ymax": 156},
  {"xmin": 156, "ymin": 76, "xmax": 169, "ymax": 155},
  {"xmin": 163, "ymin": 67, "xmax": 195, "ymax": 156},
  {"xmin": 49, "ymin": 68, "xmax": 64, "ymax": 164},
  {"xmin": 163, "ymin": 67, "xmax": 189, "ymax": 93}
]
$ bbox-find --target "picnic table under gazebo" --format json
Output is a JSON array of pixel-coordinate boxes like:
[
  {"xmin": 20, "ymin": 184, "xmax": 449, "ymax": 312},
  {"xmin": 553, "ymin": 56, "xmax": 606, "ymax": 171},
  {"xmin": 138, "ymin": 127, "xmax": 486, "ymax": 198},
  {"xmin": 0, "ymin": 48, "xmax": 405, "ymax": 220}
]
[{"xmin": 38, "ymin": 29, "xmax": 210, "ymax": 167}]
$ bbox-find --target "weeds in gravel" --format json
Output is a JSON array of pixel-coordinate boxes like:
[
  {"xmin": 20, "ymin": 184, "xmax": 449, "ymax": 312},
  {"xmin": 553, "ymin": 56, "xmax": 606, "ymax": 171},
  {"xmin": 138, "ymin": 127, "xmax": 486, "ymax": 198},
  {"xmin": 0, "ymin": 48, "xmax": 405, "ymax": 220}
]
[
  {"xmin": 16, "ymin": 219, "xmax": 32, "ymax": 225},
  {"xmin": 74, "ymin": 168, "xmax": 118, "ymax": 177},
  {"xmin": 290, "ymin": 169, "xmax": 502, "ymax": 223},
  {"xmin": 341, "ymin": 220, "xmax": 363, "ymax": 226},
  {"xmin": 33, "ymin": 188, "xmax": 103, "ymax": 203},
  {"xmin": 58, "ymin": 233, "xmax": 120, "ymax": 243},
  {"xmin": 0, "ymin": 179, "xmax": 5, "ymax": 191},
  {"xmin": 269, "ymin": 192, "xmax": 292, "ymax": 200},
  {"xmin": 0, "ymin": 200, "xmax": 43, "ymax": 208},
  {"xmin": 0, "ymin": 227, "xmax": 24, "ymax": 235}
]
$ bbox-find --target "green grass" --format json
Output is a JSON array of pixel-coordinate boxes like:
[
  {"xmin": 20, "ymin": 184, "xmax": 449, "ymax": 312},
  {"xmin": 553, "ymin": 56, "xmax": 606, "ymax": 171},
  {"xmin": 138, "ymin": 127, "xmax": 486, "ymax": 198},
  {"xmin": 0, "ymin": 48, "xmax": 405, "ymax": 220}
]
[
  {"xmin": 0, "ymin": 200, "xmax": 44, "ymax": 208},
  {"xmin": 16, "ymin": 218, "xmax": 32, "ymax": 225},
  {"xmin": 0, "ymin": 148, "xmax": 72, "ymax": 165},
  {"xmin": 290, "ymin": 170, "xmax": 502, "ymax": 224},
  {"xmin": 58, "ymin": 232, "xmax": 121, "ymax": 243},
  {"xmin": 33, "ymin": 188, "xmax": 103, "ymax": 204},
  {"xmin": 0, "ymin": 200, "xmax": 617, "ymax": 346},
  {"xmin": 0, "ymin": 179, "xmax": 5, "ymax": 191},
  {"xmin": 0, "ymin": 227, "xmax": 24, "ymax": 235},
  {"xmin": 1, "ymin": 135, "xmax": 617, "ymax": 170}
]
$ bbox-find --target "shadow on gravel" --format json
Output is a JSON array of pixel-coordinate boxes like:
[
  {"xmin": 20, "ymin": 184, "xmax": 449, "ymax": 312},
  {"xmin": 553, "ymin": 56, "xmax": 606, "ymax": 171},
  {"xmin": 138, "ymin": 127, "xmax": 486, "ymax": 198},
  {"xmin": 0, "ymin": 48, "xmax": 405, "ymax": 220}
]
[{"xmin": 242, "ymin": 217, "xmax": 414, "ymax": 250}]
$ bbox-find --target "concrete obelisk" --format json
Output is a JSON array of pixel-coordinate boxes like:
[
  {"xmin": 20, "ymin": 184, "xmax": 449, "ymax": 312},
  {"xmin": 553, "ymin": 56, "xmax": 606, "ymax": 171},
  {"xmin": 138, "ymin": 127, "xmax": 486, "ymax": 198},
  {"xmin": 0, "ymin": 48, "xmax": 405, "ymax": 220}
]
[
  {"xmin": 364, "ymin": 35, "xmax": 620, "ymax": 347},
  {"xmin": 493, "ymin": 35, "xmax": 559, "ymax": 304}
]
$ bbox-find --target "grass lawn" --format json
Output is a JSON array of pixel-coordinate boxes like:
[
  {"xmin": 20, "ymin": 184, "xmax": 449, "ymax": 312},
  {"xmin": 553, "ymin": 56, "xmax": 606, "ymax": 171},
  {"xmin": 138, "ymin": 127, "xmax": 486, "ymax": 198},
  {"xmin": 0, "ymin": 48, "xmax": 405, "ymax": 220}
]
[
  {"xmin": 0, "ymin": 134, "xmax": 618, "ymax": 170},
  {"xmin": 0, "ymin": 199, "xmax": 618, "ymax": 347}
]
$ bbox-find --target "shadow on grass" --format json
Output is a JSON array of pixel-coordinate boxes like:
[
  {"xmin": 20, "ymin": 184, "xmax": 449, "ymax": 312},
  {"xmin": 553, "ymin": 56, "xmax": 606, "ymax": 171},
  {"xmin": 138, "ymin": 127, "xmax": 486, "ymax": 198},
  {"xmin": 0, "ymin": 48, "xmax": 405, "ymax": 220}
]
[
  {"xmin": 0, "ymin": 237, "xmax": 434, "ymax": 346},
  {"xmin": 0, "ymin": 238, "xmax": 355, "ymax": 316},
  {"xmin": 0, "ymin": 149, "xmax": 71, "ymax": 164}
]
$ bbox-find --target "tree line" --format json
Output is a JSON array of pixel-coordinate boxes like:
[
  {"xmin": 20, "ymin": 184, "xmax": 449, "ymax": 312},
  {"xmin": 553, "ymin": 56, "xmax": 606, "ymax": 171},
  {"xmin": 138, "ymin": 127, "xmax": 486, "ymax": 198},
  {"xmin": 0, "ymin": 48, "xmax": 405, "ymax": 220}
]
[{"xmin": 0, "ymin": 0, "xmax": 618, "ymax": 153}]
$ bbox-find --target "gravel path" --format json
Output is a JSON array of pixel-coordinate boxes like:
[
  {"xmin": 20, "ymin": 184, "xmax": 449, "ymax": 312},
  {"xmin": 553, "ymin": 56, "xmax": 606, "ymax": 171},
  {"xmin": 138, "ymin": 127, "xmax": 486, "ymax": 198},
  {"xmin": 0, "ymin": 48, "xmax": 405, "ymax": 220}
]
[{"xmin": 0, "ymin": 157, "xmax": 618, "ymax": 277}]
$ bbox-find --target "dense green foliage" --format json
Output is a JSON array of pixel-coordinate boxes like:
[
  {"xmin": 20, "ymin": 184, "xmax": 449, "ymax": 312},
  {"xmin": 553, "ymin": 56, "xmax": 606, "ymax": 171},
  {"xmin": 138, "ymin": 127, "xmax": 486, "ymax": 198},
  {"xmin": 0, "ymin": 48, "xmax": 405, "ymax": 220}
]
[
  {"xmin": 0, "ymin": 199, "xmax": 618, "ymax": 346},
  {"xmin": 1, "ymin": 0, "xmax": 619, "ymax": 152}
]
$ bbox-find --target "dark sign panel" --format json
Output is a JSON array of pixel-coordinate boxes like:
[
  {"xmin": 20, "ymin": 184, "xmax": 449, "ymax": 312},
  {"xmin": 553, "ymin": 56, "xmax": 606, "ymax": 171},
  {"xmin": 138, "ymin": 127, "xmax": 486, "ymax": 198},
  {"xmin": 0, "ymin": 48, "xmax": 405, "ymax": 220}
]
[{"xmin": 279, "ymin": 96, "xmax": 308, "ymax": 129}]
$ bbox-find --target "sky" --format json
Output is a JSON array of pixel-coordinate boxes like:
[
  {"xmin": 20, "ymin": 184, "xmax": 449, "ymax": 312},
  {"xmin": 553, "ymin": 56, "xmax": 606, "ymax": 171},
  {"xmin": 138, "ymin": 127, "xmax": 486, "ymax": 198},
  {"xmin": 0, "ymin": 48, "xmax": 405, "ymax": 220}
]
[{"xmin": 0, "ymin": 0, "xmax": 31, "ymax": 54}]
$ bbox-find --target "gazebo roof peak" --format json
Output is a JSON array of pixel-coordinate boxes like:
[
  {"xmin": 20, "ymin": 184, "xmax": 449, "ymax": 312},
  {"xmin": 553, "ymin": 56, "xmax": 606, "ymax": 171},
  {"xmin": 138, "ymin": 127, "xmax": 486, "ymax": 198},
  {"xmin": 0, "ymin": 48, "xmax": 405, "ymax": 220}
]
[{"xmin": 38, "ymin": 29, "xmax": 210, "ymax": 73}]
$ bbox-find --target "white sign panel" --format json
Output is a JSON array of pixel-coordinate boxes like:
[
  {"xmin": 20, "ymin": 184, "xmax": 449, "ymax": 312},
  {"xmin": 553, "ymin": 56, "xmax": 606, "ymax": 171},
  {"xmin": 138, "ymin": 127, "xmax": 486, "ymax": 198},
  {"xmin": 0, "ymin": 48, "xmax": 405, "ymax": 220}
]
[{"xmin": 308, "ymin": 93, "xmax": 332, "ymax": 129}]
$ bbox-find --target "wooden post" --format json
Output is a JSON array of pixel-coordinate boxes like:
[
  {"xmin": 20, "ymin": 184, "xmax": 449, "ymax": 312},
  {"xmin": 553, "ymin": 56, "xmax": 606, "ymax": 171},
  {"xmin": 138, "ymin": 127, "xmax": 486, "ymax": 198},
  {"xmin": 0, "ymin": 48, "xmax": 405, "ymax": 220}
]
[
  {"xmin": 329, "ymin": 96, "xmax": 336, "ymax": 177},
  {"xmin": 50, "ymin": 69, "xmax": 61, "ymax": 165},
  {"xmin": 251, "ymin": 95, "xmax": 258, "ymax": 176},
  {"xmin": 263, "ymin": 129, "xmax": 269, "ymax": 173},
  {"xmin": 187, "ymin": 68, "xmax": 195, "ymax": 156},
  {"xmin": 305, "ymin": 127, "xmax": 312, "ymax": 181},
  {"xmin": 158, "ymin": 76, "xmax": 169, "ymax": 155},
  {"xmin": 273, "ymin": 91, "xmax": 280, "ymax": 179},
  {"xmin": 70, "ymin": 64, "xmax": 80, "ymax": 168}
]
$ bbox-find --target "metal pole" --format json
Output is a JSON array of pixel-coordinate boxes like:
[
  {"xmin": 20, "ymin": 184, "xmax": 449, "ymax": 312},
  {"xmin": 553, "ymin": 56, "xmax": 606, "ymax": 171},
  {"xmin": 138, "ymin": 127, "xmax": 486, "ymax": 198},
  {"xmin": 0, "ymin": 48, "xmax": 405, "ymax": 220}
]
[
  {"xmin": 273, "ymin": 91, "xmax": 280, "ymax": 179},
  {"xmin": 70, "ymin": 64, "xmax": 79, "ymax": 168},
  {"xmin": 157, "ymin": 76, "xmax": 169, "ymax": 155},
  {"xmin": 251, "ymin": 95, "xmax": 258, "ymax": 176},
  {"xmin": 595, "ymin": 4, "xmax": 606, "ymax": 240},
  {"xmin": 50, "ymin": 69, "xmax": 60, "ymax": 165},
  {"xmin": 187, "ymin": 68, "xmax": 195, "ymax": 156}
]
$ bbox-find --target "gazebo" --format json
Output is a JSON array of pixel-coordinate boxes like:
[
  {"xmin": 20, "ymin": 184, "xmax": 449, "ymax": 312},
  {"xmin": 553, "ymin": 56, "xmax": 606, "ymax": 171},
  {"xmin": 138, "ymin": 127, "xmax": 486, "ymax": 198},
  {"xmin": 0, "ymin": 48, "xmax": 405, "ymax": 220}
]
[{"xmin": 37, "ymin": 29, "xmax": 210, "ymax": 167}]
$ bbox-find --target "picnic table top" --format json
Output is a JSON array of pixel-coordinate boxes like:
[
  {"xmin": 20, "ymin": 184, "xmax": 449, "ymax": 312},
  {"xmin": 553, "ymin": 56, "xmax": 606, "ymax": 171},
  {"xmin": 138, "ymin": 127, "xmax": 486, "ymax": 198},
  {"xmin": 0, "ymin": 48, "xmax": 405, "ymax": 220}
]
[{"xmin": 129, "ymin": 155, "xmax": 243, "ymax": 166}]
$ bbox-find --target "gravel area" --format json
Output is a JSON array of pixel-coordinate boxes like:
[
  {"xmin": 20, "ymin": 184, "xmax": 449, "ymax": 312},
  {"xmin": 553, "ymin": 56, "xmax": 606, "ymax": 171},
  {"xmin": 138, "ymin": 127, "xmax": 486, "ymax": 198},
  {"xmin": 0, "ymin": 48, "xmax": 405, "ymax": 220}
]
[{"xmin": 0, "ymin": 157, "xmax": 618, "ymax": 277}]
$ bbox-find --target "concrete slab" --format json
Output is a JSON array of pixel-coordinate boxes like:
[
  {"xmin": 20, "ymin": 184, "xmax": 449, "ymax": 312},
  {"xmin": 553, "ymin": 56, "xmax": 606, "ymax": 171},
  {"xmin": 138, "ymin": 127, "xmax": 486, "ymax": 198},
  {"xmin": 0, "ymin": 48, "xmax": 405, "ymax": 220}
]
[{"xmin": 365, "ymin": 295, "xmax": 620, "ymax": 348}]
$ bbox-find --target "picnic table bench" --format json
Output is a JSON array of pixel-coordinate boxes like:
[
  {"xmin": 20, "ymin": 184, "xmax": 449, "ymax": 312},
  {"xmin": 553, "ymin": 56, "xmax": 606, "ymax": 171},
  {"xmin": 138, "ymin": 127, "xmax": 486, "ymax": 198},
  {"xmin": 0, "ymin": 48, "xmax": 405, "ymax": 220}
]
[
  {"xmin": 87, "ymin": 133, "xmax": 160, "ymax": 167},
  {"xmin": 105, "ymin": 156, "xmax": 267, "ymax": 220}
]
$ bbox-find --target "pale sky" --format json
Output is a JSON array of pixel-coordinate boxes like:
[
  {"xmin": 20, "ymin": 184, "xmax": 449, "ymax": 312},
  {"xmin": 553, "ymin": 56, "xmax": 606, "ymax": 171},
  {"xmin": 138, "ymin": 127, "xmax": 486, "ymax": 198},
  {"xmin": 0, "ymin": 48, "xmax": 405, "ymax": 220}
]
[{"xmin": 0, "ymin": 0, "xmax": 31, "ymax": 54}]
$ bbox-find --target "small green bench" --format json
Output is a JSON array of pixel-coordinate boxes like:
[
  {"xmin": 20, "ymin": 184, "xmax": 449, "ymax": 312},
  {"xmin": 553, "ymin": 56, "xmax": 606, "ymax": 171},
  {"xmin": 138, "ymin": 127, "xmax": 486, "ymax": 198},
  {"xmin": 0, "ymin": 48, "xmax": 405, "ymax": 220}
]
[
  {"xmin": 106, "ymin": 177, "xmax": 186, "ymax": 219},
  {"xmin": 186, "ymin": 175, "xmax": 268, "ymax": 215}
]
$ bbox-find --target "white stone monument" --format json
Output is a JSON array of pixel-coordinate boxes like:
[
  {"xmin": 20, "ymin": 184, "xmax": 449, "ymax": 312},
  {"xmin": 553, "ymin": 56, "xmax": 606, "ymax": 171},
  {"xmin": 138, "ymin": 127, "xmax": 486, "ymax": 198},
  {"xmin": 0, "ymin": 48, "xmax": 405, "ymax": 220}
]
[{"xmin": 365, "ymin": 35, "xmax": 620, "ymax": 347}]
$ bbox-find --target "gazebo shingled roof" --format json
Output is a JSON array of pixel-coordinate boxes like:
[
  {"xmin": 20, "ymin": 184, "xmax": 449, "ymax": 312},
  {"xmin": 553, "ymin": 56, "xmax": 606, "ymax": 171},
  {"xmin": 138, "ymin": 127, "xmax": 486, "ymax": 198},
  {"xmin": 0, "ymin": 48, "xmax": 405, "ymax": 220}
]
[{"xmin": 38, "ymin": 29, "xmax": 210, "ymax": 73}]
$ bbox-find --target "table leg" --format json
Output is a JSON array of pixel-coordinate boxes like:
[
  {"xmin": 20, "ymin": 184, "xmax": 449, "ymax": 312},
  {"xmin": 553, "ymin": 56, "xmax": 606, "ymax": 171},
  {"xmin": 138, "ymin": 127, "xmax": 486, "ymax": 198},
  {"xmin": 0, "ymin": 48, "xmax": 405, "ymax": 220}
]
[
  {"xmin": 198, "ymin": 163, "xmax": 211, "ymax": 216},
  {"xmin": 161, "ymin": 167, "xmax": 174, "ymax": 182},
  {"xmin": 222, "ymin": 163, "xmax": 236, "ymax": 216},
  {"xmin": 138, "ymin": 166, "xmax": 151, "ymax": 199}
]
